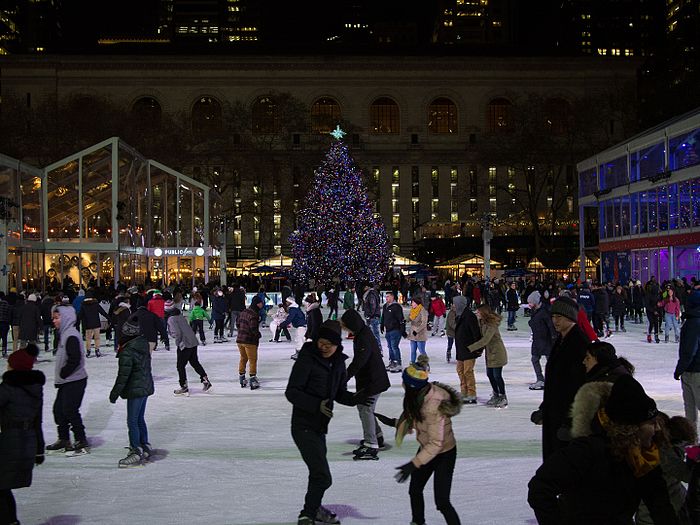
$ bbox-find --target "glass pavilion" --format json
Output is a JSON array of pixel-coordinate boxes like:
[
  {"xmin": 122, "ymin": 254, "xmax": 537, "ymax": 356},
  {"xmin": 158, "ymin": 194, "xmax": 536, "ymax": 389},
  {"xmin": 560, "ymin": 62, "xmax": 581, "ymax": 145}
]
[{"xmin": 0, "ymin": 137, "xmax": 213, "ymax": 292}]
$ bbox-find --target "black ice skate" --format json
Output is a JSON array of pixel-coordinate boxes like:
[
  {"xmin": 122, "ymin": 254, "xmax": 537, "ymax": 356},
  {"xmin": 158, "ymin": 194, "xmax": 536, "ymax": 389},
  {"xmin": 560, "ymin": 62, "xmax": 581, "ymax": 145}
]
[
  {"xmin": 249, "ymin": 375, "xmax": 260, "ymax": 390},
  {"xmin": 315, "ymin": 505, "xmax": 341, "ymax": 524},
  {"xmin": 118, "ymin": 447, "xmax": 144, "ymax": 468},
  {"xmin": 202, "ymin": 377, "xmax": 213, "ymax": 392},
  {"xmin": 65, "ymin": 440, "xmax": 90, "ymax": 457},
  {"xmin": 174, "ymin": 385, "xmax": 190, "ymax": 397},
  {"xmin": 352, "ymin": 445, "xmax": 379, "ymax": 460},
  {"xmin": 46, "ymin": 439, "xmax": 71, "ymax": 453},
  {"xmin": 239, "ymin": 374, "xmax": 248, "ymax": 388}
]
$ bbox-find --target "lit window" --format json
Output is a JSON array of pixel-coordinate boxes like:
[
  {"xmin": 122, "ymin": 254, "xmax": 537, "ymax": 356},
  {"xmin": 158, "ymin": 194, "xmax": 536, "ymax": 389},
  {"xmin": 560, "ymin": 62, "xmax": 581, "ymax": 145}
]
[
  {"xmin": 428, "ymin": 97, "xmax": 458, "ymax": 134},
  {"xmin": 370, "ymin": 97, "xmax": 400, "ymax": 134},
  {"xmin": 487, "ymin": 98, "xmax": 511, "ymax": 132},
  {"xmin": 311, "ymin": 97, "xmax": 341, "ymax": 133},
  {"xmin": 597, "ymin": 48, "xmax": 607, "ymax": 56},
  {"xmin": 252, "ymin": 96, "xmax": 278, "ymax": 134},
  {"xmin": 451, "ymin": 212, "xmax": 458, "ymax": 222},
  {"xmin": 611, "ymin": 48, "xmax": 620, "ymax": 56},
  {"xmin": 489, "ymin": 198, "xmax": 497, "ymax": 212}
]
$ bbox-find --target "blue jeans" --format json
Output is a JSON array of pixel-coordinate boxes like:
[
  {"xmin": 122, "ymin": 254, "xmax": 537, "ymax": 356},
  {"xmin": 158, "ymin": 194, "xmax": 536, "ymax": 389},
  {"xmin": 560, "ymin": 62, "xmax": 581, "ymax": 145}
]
[
  {"xmin": 487, "ymin": 367, "xmax": 506, "ymax": 396},
  {"xmin": 385, "ymin": 330, "xmax": 402, "ymax": 364},
  {"xmin": 410, "ymin": 340, "xmax": 426, "ymax": 364},
  {"xmin": 126, "ymin": 396, "xmax": 149, "ymax": 450},
  {"xmin": 368, "ymin": 318, "xmax": 382, "ymax": 354},
  {"xmin": 507, "ymin": 310, "xmax": 516, "ymax": 328},
  {"xmin": 665, "ymin": 313, "xmax": 680, "ymax": 339}
]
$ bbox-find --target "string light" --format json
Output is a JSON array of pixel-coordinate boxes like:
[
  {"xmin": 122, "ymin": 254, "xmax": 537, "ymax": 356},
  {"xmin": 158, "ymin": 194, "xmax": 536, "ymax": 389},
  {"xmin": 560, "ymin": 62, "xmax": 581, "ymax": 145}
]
[{"xmin": 290, "ymin": 140, "xmax": 391, "ymax": 285}]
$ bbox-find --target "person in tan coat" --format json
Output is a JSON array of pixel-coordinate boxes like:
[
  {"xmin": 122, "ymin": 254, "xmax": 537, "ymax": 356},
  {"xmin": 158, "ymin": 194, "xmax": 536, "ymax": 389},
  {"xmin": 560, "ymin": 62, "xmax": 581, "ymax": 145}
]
[
  {"xmin": 407, "ymin": 297, "xmax": 429, "ymax": 364},
  {"xmin": 376, "ymin": 355, "xmax": 462, "ymax": 525},
  {"xmin": 467, "ymin": 304, "xmax": 509, "ymax": 408}
]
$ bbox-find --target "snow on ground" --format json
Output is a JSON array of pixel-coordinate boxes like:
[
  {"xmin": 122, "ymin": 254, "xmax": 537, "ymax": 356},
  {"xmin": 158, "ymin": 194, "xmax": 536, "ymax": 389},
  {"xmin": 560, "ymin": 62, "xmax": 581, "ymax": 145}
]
[{"xmin": 14, "ymin": 309, "xmax": 686, "ymax": 525}]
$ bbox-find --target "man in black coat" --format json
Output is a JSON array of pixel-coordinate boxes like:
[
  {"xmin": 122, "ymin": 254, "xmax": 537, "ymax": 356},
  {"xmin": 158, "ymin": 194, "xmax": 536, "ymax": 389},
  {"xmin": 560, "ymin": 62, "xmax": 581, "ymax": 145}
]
[
  {"xmin": 592, "ymin": 283, "xmax": 611, "ymax": 338},
  {"xmin": 285, "ymin": 320, "xmax": 362, "ymax": 525},
  {"xmin": 535, "ymin": 296, "xmax": 589, "ymax": 460},
  {"xmin": 40, "ymin": 294, "xmax": 55, "ymax": 353},
  {"xmin": 227, "ymin": 284, "xmax": 246, "ymax": 338},
  {"xmin": 453, "ymin": 294, "xmax": 483, "ymax": 404},
  {"xmin": 527, "ymin": 291, "xmax": 557, "ymax": 390},
  {"xmin": 674, "ymin": 290, "xmax": 700, "ymax": 428},
  {"xmin": 132, "ymin": 306, "xmax": 168, "ymax": 353},
  {"xmin": 341, "ymin": 309, "xmax": 390, "ymax": 460},
  {"xmin": 18, "ymin": 294, "xmax": 42, "ymax": 350}
]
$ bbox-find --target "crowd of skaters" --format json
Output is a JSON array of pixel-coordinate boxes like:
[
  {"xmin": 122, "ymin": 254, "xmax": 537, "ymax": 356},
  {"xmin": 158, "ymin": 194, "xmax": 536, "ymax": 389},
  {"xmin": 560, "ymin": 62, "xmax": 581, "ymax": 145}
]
[{"xmin": 2, "ymin": 270, "xmax": 700, "ymax": 524}]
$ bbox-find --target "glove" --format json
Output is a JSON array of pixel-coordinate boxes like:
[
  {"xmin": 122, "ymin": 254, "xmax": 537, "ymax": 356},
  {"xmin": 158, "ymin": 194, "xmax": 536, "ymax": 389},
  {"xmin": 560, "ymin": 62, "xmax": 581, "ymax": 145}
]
[
  {"xmin": 109, "ymin": 394, "xmax": 118, "ymax": 404},
  {"xmin": 35, "ymin": 454, "xmax": 45, "ymax": 465},
  {"xmin": 320, "ymin": 399, "xmax": 333, "ymax": 419},
  {"xmin": 674, "ymin": 371, "xmax": 682, "ymax": 381},
  {"xmin": 530, "ymin": 409, "xmax": 543, "ymax": 425},
  {"xmin": 412, "ymin": 331, "xmax": 417, "ymax": 337},
  {"xmin": 351, "ymin": 390, "xmax": 371, "ymax": 406},
  {"xmin": 394, "ymin": 461, "xmax": 418, "ymax": 483},
  {"xmin": 375, "ymin": 412, "xmax": 397, "ymax": 427}
]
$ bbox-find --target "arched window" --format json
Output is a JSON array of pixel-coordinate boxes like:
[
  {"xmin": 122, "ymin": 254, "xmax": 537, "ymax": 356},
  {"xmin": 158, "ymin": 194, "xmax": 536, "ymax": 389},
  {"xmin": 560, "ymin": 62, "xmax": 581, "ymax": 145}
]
[
  {"xmin": 131, "ymin": 97, "xmax": 162, "ymax": 129},
  {"xmin": 370, "ymin": 97, "xmax": 399, "ymax": 133},
  {"xmin": 311, "ymin": 97, "xmax": 341, "ymax": 133},
  {"xmin": 487, "ymin": 98, "xmax": 511, "ymax": 132},
  {"xmin": 252, "ymin": 96, "xmax": 278, "ymax": 134},
  {"xmin": 428, "ymin": 97, "xmax": 458, "ymax": 134},
  {"xmin": 544, "ymin": 97, "xmax": 571, "ymax": 134},
  {"xmin": 192, "ymin": 96, "xmax": 222, "ymax": 136}
]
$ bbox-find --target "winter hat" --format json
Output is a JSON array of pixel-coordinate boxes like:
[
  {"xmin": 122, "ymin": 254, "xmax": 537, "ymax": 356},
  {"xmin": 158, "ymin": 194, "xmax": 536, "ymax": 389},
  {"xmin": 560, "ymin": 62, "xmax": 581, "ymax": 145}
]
[
  {"xmin": 403, "ymin": 354, "xmax": 430, "ymax": 389},
  {"xmin": 688, "ymin": 291, "xmax": 700, "ymax": 309},
  {"xmin": 8, "ymin": 346, "xmax": 37, "ymax": 371},
  {"xmin": 285, "ymin": 297, "xmax": 294, "ymax": 304},
  {"xmin": 605, "ymin": 375, "xmax": 658, "ymax": 425},
  {"xmin": 251, "ymin": 296, "xmax": 264, "ymax": 308},
  {"xmin": 78, "ymin": 289, "xmax": 85, "ymax": 297},
  {"xmin": 318, "ymin": 319, "xmax": 342, "ymax": 346},
  {"xmin": 128, "ymin": 286, "xmax": 138, "ymax": 294},
  {"xmin": 27, "ymin": 293, "xmax": 37, "ymax": 302},
  {"xmin": 550, "ymin": 297, "xmax": 579, "ymax": 322},
  {"xmin": 411, "ymin": 296, "xmax": 423, "ymax": 306},
  {"xmin": 305, "ymin": 294, "xmax": 318, "ymax": 304},
  {"xmin": 636, "ymin": 280, "xmax": 642, "ymax": 286},
  {"xmin": 121, "ymin": 316, "xmax": 141, "ymax": 337},
  {"xmin": 527, "ymin": 291, "xmax": 541, "ymax": 306}
]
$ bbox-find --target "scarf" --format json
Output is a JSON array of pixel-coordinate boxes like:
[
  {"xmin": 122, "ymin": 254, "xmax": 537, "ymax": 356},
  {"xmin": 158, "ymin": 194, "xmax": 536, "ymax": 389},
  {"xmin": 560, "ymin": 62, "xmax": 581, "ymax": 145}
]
[
  {"xmin": 395, "ymin": 386, "xmax": 429, "ymax": 447},
  {"xmin": 409, "ymin": 304, "xmax": 423, "ymax": 321},
  {"xmin": 598, "ymin": 408, "xmax": 660, "ymax": 478}
]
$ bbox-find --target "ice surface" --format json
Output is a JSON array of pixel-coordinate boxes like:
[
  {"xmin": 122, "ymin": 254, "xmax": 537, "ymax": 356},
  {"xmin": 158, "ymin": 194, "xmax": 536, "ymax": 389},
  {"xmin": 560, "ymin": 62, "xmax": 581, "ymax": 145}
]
[{"xmin": 15, "ymin": 312, "xmax": 685, "ymax": 525}]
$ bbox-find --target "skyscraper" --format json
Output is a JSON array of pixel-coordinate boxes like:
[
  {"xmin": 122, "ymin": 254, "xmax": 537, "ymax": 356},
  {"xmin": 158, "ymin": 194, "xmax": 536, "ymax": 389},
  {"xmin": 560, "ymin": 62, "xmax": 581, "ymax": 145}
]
[
  {"xmin": 432, "ymin": 0, "xmax": 516, "ymax": 48},
  {"xmin": 0, "ymin": 0, "xmax": 61, "ymax": 54}
]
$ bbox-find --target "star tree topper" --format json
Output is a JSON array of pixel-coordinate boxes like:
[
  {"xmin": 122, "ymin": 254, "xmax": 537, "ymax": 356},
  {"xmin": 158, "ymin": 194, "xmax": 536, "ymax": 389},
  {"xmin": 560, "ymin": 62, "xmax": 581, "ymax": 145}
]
[{"xmin": 330, "ymin": 125, "xmax": 346, "ymax": 140}]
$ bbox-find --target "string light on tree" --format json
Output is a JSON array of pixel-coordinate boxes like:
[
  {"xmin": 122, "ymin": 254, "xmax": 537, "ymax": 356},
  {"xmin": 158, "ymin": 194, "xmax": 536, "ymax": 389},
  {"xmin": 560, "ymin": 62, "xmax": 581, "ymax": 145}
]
[{"xmin": 290, "ymin": 129, "xmax": 391, "ymax": 285}]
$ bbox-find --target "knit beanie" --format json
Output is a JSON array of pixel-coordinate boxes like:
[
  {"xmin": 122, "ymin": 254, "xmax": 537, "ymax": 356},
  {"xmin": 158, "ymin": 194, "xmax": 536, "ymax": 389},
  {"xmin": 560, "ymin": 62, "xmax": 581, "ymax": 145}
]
[
  {"xmin": 318, "ymin": 319, "xmax": 342, "ymax": 346},
  {"xmin": 27, "ymin": 293, "xmax": 37, "ymax": 302},
  {"xmin": 402, "ymin": 354, "xmax": 430, "ymax": 389},
  {"xmin": 527, "ymin": 291, "xmax": 541, "ymax": 306},
  {"xmin": 251, "ymin": 296, "xmax": 264, "ymax": 309},
  {"xmin": 8, "ymin": 346, "xmax": 37, "ymax": 371},
  {"xmin": 605, "ymin": 375, "xmax": 658, "ymax": 425},
  {"xmin": 121, "ymin": 316, "xmax": 141, "ymax": 337},
  {"xmin": 550, "ymin": 297, "xmax": 579, "ymax": 322}
]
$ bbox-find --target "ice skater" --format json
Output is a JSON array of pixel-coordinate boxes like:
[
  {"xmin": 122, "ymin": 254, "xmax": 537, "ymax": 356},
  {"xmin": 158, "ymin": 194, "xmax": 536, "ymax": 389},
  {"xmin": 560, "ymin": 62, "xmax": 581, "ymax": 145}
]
[
  {"xmin": 109, "ymin": 316, "xmax": 155, "ymax": 467},
  {"xmin": 236, "ymin": 296, "xmax": 263, "ymax": 390},
  {"xmin": 376, "ymin": 355, "xmax": 462, "ymax": 525},
  {"xmin": 285, "ymin": 320, "xmax": 367, "ymax": 525},
  {"xmin": 168, "ymin": 307, "xmax": 212, "ymax": 396}
]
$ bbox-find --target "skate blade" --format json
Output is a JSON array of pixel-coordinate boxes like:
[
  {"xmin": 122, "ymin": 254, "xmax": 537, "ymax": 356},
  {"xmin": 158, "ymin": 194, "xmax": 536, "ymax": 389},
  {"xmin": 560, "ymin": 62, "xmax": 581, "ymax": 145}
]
[
  {"xmin": 352, "ymin": 455, "xmax": 379, "ymax": 461},
  {"xmin": 65, "ymin": 449, "xmax": 90, "ymax": 457}
]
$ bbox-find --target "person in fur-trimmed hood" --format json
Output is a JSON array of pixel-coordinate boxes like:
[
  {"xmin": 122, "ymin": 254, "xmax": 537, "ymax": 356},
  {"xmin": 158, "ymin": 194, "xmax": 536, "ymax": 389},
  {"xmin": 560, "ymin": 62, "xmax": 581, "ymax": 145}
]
[
  {"xmin": 528, "ymin": 375, "xmax": 680, "ymax": 525},
  {"xmin": 375, "ymin": 355, "xmax": 463, "ymax": 525},
  {"xmin": 0, "ymin": 344, "xmax": 45, "ymax": 525}
]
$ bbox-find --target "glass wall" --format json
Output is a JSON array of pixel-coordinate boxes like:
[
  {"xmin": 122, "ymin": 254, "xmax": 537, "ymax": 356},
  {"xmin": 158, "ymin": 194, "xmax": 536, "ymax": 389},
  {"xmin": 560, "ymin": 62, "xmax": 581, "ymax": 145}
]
[
  {"xmin": 81, "ymin": 145, "xmax": 112, "ymax": 242},
  {"xmin": 118, "ymin": 148, "xmax": 148, "ymax": 249},
  {"xmin": 632, "ymin": 142, "xmax": 665, "ymax": 182},
  {"xmin": 20, "ymin": 170, "xmax": 42, "ymax": 241},
  {"xmin": 670, "ymin": 127, "xmax": 700, "ymax": 171},
  {"xmin": 600, "ymin": 156, "xmax": 627, "ymax": 190},
  {"xmin": 579, "ymin": 167, "xmax": 597, "ymax": 197},
  {"xmin": 47, "ymin": 160, "xmax": 80, "ymax": 241}
]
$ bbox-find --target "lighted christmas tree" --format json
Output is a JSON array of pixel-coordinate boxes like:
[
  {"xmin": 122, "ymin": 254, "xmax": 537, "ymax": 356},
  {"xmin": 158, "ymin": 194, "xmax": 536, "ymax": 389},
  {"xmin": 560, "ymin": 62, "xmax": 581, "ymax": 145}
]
[{"xmin": 290, "ymin": 127, "xmax": 391, "ymax": 285}]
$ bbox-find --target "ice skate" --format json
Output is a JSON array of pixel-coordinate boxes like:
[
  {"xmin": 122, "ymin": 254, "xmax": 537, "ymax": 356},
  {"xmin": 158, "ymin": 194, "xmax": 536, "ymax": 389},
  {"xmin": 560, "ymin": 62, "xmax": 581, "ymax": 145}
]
[
  {"xmin": 353, "ymin": 445, "xmax": 379, "ymax": 460},
  {"xmin": 297, "ymin": 516, "xmax": 314, "ymax": 525},
  {"xmin": 647, "ymin": 334, "xmax": 652, "ymax": 343},
  {"xmin": 655, "ymin": 335, "xmax": 660, "ymax": 343},
  {"xmin": 315, "ymin": 505, "xmax": 341, "ymax": 523},
  {"xmin": 359, "ymin": 435, "xmax": 385, "ymax": 450},
  {"xmin": 485, "ymin": 393, "xmax": 499, "ymax": 406},
  {"xmin": 65, "ymin": 440, "xmax": 90, "ymax": 457},
  {"xmin": 676, "ymin": 336, "xmax": 680, "ymax": 343},
  {"xmin": 665, "ymin": 335, "xmax": 669, "ymax": 343},
  {"xmin": 118, "ymin": 447, "xmax": 144, "ymax": 468},
  {"xmin": 495, "ymin": 395, "xmax": 508, "ymax": 408},
  {"xmin": 220, "ymin": 336, "xmax": 229, "ymax": 343},
  {"xmin": 86, "ymin": 349, "xmax": 91, "ymax": 358},
  {"xmin": 202, "ymin": 377, "xmax": 212, "ymax": 392},
  {"xmin": 291, "ymin": 351, "xmax": 299, "ymax": 360},
  {"xmin": 239, "ymin": 374, "xmax": 248, "ymax": 388},
  {"xmin": 463, "ymin": 395, "xmax": 477, "ymax": 405},
  {"xmin": 249, "ymin": 375, "xmax": 260, "ymax": 390},
  {"xmin": 213, "ymin": 335, "xmax": 220, "ymax": 344},
  {"xmin": 46, "ymin": 439, "xmax": 71, "ymax": 453},
  {"xmin": 621, "ymin": 327, "xmax": 626, "ymax": 333},
  {"xmin": 95, "ymin": 349, "xmax": 102, "ymax": 358},
  {"xmin": 528, "ymin": 380, "xmax": 545, "ymax": 390},
  {"xmin": 173, "ymin": 385, "xmax": 190, "ymax": 396},
  {"xmin": 141, "ymin": 443, "xmax": 153, "ymax": 460}
]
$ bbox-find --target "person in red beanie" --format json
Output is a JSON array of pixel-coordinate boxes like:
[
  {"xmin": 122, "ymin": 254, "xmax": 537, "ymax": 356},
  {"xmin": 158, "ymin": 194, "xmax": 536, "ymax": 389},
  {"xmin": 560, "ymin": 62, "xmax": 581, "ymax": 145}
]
[{"xmin": 0, "ymin": 343, "xmax": 45, "ymax": 525}]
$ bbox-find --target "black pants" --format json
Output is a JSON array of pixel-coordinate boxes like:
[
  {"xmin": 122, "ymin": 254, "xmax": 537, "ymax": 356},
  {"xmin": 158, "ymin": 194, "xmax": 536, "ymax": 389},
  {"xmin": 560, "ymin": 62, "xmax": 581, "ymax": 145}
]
[
  {"xmin": 592, "ymin": 313, "xmax": 609, "ymax": 336},
  {"xmin": 613, "ymin": 314, "xmax": 624, "ymax": 330},
  {"xmin": 0, "ymin": 324, "xmax": 8, "ymax": 354},
  {"xmin": 0, "ymin": 489, "xmax": 17, "ymax": 524},
  {"xmin": 327, "ymin": 304, "xmax": 337, "ymax": 320},
  {"xmin": 214, "ymin": 319, "xmax": 224, "ymax": 337},
  {"xmin": 274, "ymin": 326, "xmax": 291, "ymax": 341},
  {"xmin": 177, "ymin": 346, "xmax": 207, "ymax": 387},
  {"xmin": 190, "ymin": 320, "xmax": 206, "ymax": 343},
  {"xmin": 53, "ymin": 377, "xmax": 87, "ymax": 442},
  {"xmin": 292, "ymin": 426, "xmax": 331, "ymax": 519},
  {"xmin": 647, "ymin": 312, "xmax": 659, "ymax": 335},
  {"xmin": 409, "ymin": 447, "xmax": 460, "ymax": 525}
]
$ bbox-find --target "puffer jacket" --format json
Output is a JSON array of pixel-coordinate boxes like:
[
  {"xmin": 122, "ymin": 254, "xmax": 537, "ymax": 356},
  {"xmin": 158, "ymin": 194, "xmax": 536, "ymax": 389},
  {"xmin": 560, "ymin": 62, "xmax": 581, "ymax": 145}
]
[
  {"xmin": 467, "ymin": 320, "xmax": 508, "ymax": 368},
  {"xmin": 0, "ymin": 369, "xmax": 45, "ymax": 490},
  {"xmin": 341, "ymin": 309, "xmax": 390, "ymax": 397},
  {"xmin": 305, "ymin": 302, "xmax": 322, "ymax": 341},
  {"xmin": 285, "ymin": 340, "xmax": 354, "ymax": 434},
  {"xmin": 280, "ymin": 302, "xmax": 306, "ymax": 328},
  {"xmin": 80, "ymin": 297, "xmax": 108, "ymax": 330},
  {"xmin": 211, "ymin": 294, "xmax": 228, "ymax": 321},
  {"xmin": 454, "ymin": 308, "xmax": 482, "ymax": 360},
  {"xmin": 675, "ymin": 306, "xmax": 700, "ymax": 376},
  {"xmin": 109, "ymin": 335, "xmax": 154, "ymax": 402},
  {"xmin": 18, "ymin": 300, "xmax": 42, "ymax": 341},
  {"xmin": 407, "ymin": 306, "xmax": 428, "ymax": 342},
  {"xmin": 529, "ymin": 381, "xmax": 680, "ymax": 525},
  {"xmin": 529, "ymin": 303, "xmax": 557, "ymax": 357},
  {"xmin": 410, "ymin": 382, "xmax": 461, "ymax": 468}
]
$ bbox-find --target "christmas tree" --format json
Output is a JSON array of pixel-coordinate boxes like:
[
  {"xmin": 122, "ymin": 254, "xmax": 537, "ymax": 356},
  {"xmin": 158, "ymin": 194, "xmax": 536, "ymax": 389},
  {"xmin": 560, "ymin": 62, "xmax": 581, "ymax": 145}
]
[{"xmin": 290, "ymin": 127, "xmax": 391, "ymax": 286}]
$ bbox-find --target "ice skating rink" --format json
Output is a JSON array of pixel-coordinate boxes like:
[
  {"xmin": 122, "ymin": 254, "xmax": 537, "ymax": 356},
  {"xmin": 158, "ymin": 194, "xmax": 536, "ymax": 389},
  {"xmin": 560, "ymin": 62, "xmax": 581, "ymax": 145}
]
[{"xmin": 16, "ymin": 312, "xmax": 685, "ymax": 525}]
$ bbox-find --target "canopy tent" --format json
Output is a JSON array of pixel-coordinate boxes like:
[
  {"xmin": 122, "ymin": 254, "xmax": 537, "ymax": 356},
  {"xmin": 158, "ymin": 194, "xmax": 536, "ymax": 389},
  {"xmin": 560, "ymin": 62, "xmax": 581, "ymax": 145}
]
[
  {"xmin": 392, "ymin": 253, "xmax": 424, "ymax": 268},
  {"xmin": 249, "ymin": 254, "xmax": 293, "ymax": 269},
  {"xmin": 435, "ymin": 254, "xmax": 503, "ymax": 279},
  {"xmin": 568, "ymin": 255, "xmax": 599, "ymax": 278},
  {"xmin": 248, "ymin": 264, "xmax": 277, "ymax": 275}
]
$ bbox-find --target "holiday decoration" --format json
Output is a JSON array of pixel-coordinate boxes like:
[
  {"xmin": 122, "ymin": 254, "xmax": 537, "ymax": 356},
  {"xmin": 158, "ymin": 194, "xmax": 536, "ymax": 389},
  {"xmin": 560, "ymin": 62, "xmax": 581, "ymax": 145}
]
[{"xmin": 290, "ymin": 131, "xmax": 391, "ymax": 285}]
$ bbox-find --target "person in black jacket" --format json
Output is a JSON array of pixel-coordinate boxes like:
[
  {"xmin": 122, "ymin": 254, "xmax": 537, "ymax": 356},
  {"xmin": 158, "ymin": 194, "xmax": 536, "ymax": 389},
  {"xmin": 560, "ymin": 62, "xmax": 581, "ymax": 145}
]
[
  {"xmin": 527, "ymin": 291, "xmax": 557, "ymax": 391},
  {"xmin": 381, "ymin": 291, "xmax": 405, "ymax": 373},
  {"xmin": 453, "ymin": 294, "xmax": 483, "ymax": 404},
  {"xmin": 505, "ymin": 282, "xmax": 520, "ymax": 330},
  {"xmin": 109, "ymin": 317, "xmax": 155, "ymax": 468},
  {"xmin": 341, "ymin": 309, "xmax": 391, "ymax": 460},
  {"xmin": 18, "ymin": 294, "xmax": 42, "ymax": 350},
  {"xmin": 285, "ymin": 320, "xmax": 364, "ymax": 525},
  {"xmin": 0, "ymin": 344, "xmax": 45, "ymax": 525},
  {"xmin": 674, "ymin": 290, "xmax": 700, "ymax": 429},
  {"xmin": 132, "ymin": 306, "xmax": 168, "ymax": 353},
  {"xmin": 304, "ymin": 294, "xmax": 323, "ymax": 342},
  {"xmin": 528, "ymin": 375, "xmax": 679, "ymax": 525},
  {"xmin": 592, "ymin": 283, "xmax": 612, "ymax": 338},
  {"xmin": 79, "ymin": 292, "xmax": 109, "ymax": 357},
  {"xmin": 40, "ymin": 294, "xmax": 54, "ymax": 353},
  {"xmin": 227, "ymin": 284, "xmax": 246, "ymax": 338},
  {"xmin": 610, "ymin": 285, "xmax": 627, "ymax": 333},
  {"xmin": 532, "ymin": 297, "xmax": 589, "ymax": 460}
]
